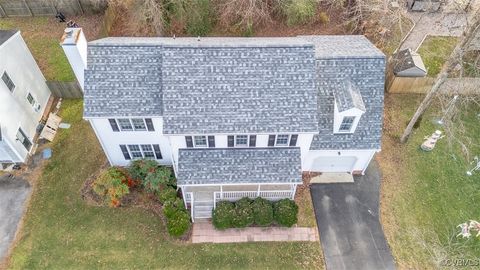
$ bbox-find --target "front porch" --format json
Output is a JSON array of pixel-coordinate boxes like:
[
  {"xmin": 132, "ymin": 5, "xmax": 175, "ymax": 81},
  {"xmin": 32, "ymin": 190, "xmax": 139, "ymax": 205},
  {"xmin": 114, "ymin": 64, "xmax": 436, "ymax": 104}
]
[
  {"xmin": 176, "ymin": 147, "xmax": 303, "ymax": 221},
  {"xmin": 180, "ymin": 183, "xmax": 298, "ymax": 221}
]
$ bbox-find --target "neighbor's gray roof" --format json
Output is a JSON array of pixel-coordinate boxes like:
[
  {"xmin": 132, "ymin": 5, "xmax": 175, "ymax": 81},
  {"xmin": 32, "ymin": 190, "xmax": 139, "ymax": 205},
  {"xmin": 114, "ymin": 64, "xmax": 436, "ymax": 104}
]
[
  {"xmin": 177, "ymin": 148, "xmax": 302, "ymax": 185},
  {"xmin": 333, "ymin": 80, "xmax": 366, "ymax": 112},
  {"xmin": 0, "ymin": 30, "xmax": 17, "ymax": 46},
  {"xmin": 392, "ymin": 49, "xmax": 427, "ymax": 74}
]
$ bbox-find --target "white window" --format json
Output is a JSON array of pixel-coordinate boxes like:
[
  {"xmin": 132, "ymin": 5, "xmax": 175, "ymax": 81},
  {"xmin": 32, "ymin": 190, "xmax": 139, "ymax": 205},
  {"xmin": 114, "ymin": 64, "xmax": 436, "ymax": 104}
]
[
  {"xmin": 339, "ymin": 116, "xmax": 355, "ymax": 132},
  {"xmin": 131, "ymin": 119, "xmax": 147, "ymax": 131},
  {"xmin": 235, "ymin": 135, "xmax": 248, "ymax": 147},
  {"xmin": 194, "ymin": 136, "xmax": 207, "ymax": 147},
  {"xmin": 140, "ymin": 144, "xmax": 155, "ymax": 158},
  {"xmin": 117, "ymin": 119, "xmax": 133, "ymax": 131},
  {"xmin": 2, "ymin": 71, "xmax": 15, "ymax": 92},
  {"xmin": 26, "ymin": 93, "xmax": 35, "ymax": 105},
  {"xmin": 275, "ymin": 135, "xmax": 290, "ymax": 146},
  {"xmin": 128, "ymin": 145, "xmax": 143, "ymax": 158}
]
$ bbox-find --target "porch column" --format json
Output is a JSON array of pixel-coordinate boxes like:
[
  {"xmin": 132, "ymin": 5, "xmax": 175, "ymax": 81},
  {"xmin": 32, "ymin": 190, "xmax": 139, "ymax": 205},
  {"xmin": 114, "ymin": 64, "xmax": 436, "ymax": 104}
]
[
  {"xmin": 220, "ymin": 185, "xmax": 223, "ymax": 199},
  {"xmin": 291, "ymin": 184, "xmax": 297, "ymax": 200},
  {"xmin": 180, "ymin": 185, "xmax": 187, "ymax": 209},
  {"xmin": 257, "ymin": 184, "xmax": 261, "ymax": 197}
]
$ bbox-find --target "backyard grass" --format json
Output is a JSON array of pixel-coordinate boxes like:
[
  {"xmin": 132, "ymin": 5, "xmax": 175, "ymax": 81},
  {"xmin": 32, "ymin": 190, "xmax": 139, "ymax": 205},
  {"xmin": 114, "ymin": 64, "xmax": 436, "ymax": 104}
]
[
  {"xmin": 7, "ymin": 100, "xmax": 324, "ymax": 269},
  {"xmin": 417, "ymin": 36, "xmax": 458, "ymax": 77},
  {"xmin": 0, "ymin": 16, "xmax": 104, "ymax": 82},
  {"xmin": 379, "ymin": 94, "xmax": 480, "ymax": 269},
  {"xmin": 382, "ymin": 15, "xmax": 415, "ymax": 55}
]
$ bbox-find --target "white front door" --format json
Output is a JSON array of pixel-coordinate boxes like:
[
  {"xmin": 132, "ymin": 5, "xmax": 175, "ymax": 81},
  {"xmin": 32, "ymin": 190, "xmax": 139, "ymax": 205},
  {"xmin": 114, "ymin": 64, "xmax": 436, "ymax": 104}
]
[{"xmin": 310, "ymin": 156, "xmax": 357, "ymax": 173}]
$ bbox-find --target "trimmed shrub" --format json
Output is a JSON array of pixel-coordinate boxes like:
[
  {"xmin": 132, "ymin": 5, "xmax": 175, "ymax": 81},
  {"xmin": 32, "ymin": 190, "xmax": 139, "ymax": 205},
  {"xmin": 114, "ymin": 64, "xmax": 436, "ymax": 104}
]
[
  {"xmin": 158, "ymin": 186, "xmax": 177, "ymax": 204},
  {"xmin": 92, "ymin": 167, "xmax": 130, "ymax": 207},
  {"xmin": 252, "ymin": 197, "xmax": 273, "ymax": 226},
  {"xmin": 163, "ymin": 198, "xmax": 186, "ymax": 219},
  {"xmin": 232, "ymin": 197, "xmax": 254, "ymax": 228},
  {"xmin": 273, "ymin": 199, "xmax": 298, "ymax": 227},
  {"xmin": 167, "ymin": 210, "xmax": 191, "ymax": 237},
  {"xmin": 280, "ymin": 0, "xmax": 317, "ymax": 26},
  {"xmin": 212, "ymin": 201, "xmax": 235, "ymax": 229}
]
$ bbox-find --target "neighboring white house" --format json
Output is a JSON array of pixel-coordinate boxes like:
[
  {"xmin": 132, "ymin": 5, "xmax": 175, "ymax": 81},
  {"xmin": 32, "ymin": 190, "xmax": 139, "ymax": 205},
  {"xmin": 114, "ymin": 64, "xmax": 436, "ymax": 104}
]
[
  {"xmin": 0, "ymin": 30, "xmax": 52, "ymax": 168},
  {"xmin": 62, "ymin": 29, "xmax": 385, "ymax": 220}
]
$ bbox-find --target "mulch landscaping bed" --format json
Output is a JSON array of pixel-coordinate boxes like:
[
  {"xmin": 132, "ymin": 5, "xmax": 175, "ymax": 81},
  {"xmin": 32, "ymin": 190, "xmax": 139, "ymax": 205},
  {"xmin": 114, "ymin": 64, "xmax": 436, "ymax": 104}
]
[{"xmin": 80, "ymin": 164, "xmax": 192, "ymax": 242}]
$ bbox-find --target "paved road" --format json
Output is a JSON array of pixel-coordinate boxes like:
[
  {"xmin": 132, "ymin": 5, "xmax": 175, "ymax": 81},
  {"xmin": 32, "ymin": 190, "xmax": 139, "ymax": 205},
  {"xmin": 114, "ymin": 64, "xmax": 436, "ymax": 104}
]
[
  {"xmin": 0, "ymin": 174, "xmax": 31, "ymax": 262},
  {"xmin": 311, "ymin": 162, "xmax": 395, "ymax": 270}
]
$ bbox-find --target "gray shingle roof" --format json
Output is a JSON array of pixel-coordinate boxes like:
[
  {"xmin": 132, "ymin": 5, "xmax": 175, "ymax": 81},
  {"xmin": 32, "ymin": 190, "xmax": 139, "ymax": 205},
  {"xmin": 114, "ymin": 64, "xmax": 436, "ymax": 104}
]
[
  {"xmin": 161, "ymin": 45, "xmax": 318, "ymax": 134},
  {"xmin": 333, "ymin": 80, "xmax": 366, "ymax": 112},
  {"xmin": 0, "ymin": 30, "xmax": 17, "ymax": 46},
  {"xmin": 84, "ymin": 35, "xmax": 385, "ymax": 146},
  {"xmin": 84, "ymin": 46, "xmax": 163, "ymax": 117},
  {"xmin": 298, "ymin": 35, "xmax": 385, "ymax": 59},
  {"xmin": 310, "ymin": 57, "xmax": 385, "ymax": 150},
  {"xmin": 392, "ymin": 49, "xmax": 427, "ymax": 74},
  {"xmin": 177, "ymin": 148, "xmax": 302, "ymax": 185}
]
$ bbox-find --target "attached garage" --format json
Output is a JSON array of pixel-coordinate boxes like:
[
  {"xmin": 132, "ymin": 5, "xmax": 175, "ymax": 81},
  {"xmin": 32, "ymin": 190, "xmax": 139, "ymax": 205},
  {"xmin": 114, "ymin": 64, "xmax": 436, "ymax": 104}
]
[
  {"xmin": 303, "ymin": 150, "xmax": 377, "ymax": 175},
  {"xmin": 309, "ymin": 156, "xmax": 357, "ymax": 173}
]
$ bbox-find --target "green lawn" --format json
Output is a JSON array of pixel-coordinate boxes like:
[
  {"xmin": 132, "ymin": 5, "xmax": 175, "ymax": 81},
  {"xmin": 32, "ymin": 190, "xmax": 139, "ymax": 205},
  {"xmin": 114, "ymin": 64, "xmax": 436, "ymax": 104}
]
[
  {"xmin": 381, "ymin": 94, "xmax": 480, "ymax": 268},
  {"xmin": 417, "ymin": 36, "xmax": 458, "ymax": 77},
  {"xmin": 0, "ymin": 17, "xmax": 74, "ymax": 81},
  {"xmin": 8, "ymin": 100, "xmax": 324, "ymax": 269}
]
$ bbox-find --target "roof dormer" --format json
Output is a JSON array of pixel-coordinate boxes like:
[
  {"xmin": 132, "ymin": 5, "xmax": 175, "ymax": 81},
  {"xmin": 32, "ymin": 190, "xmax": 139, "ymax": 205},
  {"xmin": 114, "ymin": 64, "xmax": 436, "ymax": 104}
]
[{"xmin": 333, "ymin": 81, "xmax": 365, "ymax": 134}]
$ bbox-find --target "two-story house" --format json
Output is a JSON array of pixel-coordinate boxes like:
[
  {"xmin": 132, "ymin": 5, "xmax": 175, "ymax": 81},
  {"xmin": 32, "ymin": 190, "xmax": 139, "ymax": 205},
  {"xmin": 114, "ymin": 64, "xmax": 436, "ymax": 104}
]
[
  {"xmin": 0, "ymin": 30, "xmax": 52, "ymax": 169},
  {"xmin": 62, "ymin": 28, "xmax": 385, "ymax": 220}
]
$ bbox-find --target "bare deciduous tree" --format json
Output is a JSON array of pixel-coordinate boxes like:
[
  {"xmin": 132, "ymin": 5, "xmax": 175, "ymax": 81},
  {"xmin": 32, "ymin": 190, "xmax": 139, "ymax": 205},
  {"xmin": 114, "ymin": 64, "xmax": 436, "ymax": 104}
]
[
  {"xmin": 214, "ymin": 0, "xmax": 274, "ymax": 31},
  {"xmin": 400, "ymin": 17, "xmax": 480, "ymax": 143}
]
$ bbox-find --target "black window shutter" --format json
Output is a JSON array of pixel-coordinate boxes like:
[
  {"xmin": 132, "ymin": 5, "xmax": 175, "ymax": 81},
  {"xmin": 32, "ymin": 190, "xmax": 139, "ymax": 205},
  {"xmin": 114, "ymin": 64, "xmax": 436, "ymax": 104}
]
[
  {"xmin": 249, "ymin": 135, "xmax": 256, "ymax": 147},
  {"xmin": 153, "ymin": 144, "xmax": 162, "ymax": 159},
  {"xmin": 268, "ymin": 135, "xmax": 275, "ymax": 146},
  {"xmin": 289, "ymin": 134, "xmax": 298, "ymax": 146},
  {"xmin": 145, "ymin": 118, "xmax": 155, "ymax": 131},
  {"xmin": 120, "ymin": 145, "xmax": 131, "ymax": 160},
  {"xmin": 208, "ymin": 136, "xmax": 215, "ymax": 148},
  {"xmin": 185, "ymin": 136, "xmax": 193, "ymax": 148},
  {"xmin": 227, "ymin": 136, "xmax": 234, "ymax": 147},
  {"xmin": 109, "ymin": 119, "xmax": 119, "ymax": 132}
]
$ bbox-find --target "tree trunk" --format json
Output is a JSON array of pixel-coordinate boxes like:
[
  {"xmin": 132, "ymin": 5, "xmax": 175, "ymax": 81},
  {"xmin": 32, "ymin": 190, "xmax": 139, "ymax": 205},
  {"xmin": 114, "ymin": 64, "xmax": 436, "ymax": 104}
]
[{"xmin": 399, "ymin": 17, "xmax": 480, "ymax": 143}]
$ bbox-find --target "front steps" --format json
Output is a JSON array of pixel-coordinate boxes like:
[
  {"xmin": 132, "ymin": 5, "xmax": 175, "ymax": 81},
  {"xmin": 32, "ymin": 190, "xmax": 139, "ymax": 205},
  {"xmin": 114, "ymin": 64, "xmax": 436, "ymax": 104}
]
[{"xmin": 193, "ymin": 200, "xmax": 214, "ymax": 219}]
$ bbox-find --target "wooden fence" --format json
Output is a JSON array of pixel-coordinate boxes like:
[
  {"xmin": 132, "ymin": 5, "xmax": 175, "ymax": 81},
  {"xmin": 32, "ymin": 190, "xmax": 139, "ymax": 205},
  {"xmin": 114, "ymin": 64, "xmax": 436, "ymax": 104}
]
[
  {"xmin": 387, "ymin": 75, "xmax": 480, "ymax": 95},
  {"xmin": 0, "ymin": 0, "xmax": 106, "ymax": 17},
  {"xmin": 47, "ymin": 81, "xmax": 83, "ymax": 99}
]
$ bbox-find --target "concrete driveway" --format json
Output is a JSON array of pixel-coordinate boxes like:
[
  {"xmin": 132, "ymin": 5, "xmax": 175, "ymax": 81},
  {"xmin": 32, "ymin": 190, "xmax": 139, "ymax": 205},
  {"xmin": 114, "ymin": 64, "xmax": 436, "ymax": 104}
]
[
  {"xmin": 0, "ymin": 174, "xmax": 31, "ymax": 262},
  {"xmin": 310, "ymin": 162, "xmax": 395, "ymax": 270}
]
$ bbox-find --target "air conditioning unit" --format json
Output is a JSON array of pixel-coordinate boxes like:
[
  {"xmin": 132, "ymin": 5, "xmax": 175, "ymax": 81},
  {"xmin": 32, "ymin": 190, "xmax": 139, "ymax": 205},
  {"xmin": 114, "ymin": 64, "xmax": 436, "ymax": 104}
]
[{"xmin": 34, "ymin": 103, "xmax": 41, "ymax": 112}]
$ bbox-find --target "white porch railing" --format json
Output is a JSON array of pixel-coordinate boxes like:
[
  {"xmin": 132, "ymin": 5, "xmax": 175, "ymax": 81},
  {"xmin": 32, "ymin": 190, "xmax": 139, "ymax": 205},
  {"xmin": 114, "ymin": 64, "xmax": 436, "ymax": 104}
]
[
  {"xmin": 213, "ymin": 190, "xmax": 293, "ymax": 209},
  {"xmin": 184, "ymin": 192, "xmax": 194, "ymax": 222}
]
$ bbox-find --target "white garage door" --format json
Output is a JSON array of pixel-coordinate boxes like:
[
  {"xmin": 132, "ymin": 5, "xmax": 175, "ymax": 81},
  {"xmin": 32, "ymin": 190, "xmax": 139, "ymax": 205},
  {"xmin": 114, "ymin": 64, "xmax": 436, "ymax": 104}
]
[{"xmin": 310, "ymin": 156, "xmax": 357, "ymax": 173}]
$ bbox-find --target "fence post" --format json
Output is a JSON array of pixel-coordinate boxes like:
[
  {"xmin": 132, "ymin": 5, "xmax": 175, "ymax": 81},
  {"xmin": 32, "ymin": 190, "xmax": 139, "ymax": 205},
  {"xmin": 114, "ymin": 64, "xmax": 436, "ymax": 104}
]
[
  {"xmin": 23, "ymin": 0, "xmax": 33, "ymax": 16},
  {"xmin": 76, "ymin": 0, "xmax": 84, "ymax": 15},
  {"xmin": 0, "ymin": 3, "xmax": 6, "ymax": 17}
]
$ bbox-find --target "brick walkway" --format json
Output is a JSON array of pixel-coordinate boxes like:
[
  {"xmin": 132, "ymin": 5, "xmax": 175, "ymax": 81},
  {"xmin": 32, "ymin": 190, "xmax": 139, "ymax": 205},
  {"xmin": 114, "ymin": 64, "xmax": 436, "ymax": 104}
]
[{"xmin": 192, "ymin": 221, "xmax": 319, "ymax": 243}]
